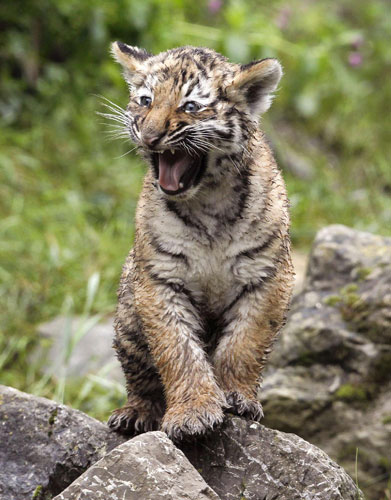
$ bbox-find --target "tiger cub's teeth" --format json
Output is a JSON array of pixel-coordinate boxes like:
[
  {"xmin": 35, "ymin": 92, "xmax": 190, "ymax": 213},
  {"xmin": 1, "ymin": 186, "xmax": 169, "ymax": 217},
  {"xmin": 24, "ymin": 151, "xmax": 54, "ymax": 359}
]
[
  {"xmin": 179, "ymin": 182, "xmax": 184, "ymax": 189},
  {"xmin": 170, "ymin": 149, "xmax": 175, "ymax": 155}
]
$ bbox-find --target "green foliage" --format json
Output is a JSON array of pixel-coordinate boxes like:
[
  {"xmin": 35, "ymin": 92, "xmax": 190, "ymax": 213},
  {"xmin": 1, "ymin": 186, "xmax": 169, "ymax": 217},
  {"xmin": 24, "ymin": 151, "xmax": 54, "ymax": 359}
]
[
  {"xmin": 355, "ymin": 267, "xmax": 372, "ymax": 281},
  {"xmin": 32, "ymin": 485, "xmax": 43, "ymax": 500},
  {"xmin": 0, "ymin": 0, "xmax": 390, "ymax": 420},
  {"xmin": 335, "ymin": 384, "xmax": 368, "ymax": 402},
  {"xmin": 324, "ymin": 295, "xmax": 342, "ymax": 307}
]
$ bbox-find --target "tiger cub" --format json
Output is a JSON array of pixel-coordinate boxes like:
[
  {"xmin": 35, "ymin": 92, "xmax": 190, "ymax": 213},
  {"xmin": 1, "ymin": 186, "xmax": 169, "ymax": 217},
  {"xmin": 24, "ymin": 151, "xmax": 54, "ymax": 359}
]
[{"xmin": 107, "ymin": 43, "xmax": 294, "ymax": 441}]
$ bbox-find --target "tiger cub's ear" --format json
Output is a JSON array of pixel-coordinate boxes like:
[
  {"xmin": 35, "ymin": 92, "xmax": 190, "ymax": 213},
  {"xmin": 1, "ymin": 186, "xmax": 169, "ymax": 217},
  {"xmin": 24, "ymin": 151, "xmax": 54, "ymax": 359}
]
[
  {"xmin": 228, "ymin": 58, "xmax": 282, "ymax": 116},
  {"xmin": 111, "ymin": 41, "xmax": 152, "ymax": 83}
]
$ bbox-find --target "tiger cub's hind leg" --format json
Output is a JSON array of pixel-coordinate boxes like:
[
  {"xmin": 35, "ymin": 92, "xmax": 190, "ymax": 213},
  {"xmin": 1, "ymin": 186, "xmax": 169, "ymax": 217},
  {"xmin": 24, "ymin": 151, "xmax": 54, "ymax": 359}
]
[{"xmin": 108, "ymin": 328, "xmax": 166, "ymax": 436}]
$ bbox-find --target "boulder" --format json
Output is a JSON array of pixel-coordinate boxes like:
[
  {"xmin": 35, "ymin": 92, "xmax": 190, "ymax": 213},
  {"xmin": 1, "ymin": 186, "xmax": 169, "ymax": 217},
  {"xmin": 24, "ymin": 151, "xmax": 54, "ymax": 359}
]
[
  {"xmin": 37, "ymin": 315, "xmax": 123, "ymax": 382},
  {"xmin": 261, "ymin": 225, "xmax": 391, "ymax": 499},
  {"xmin": 0, "ymin": 384, "xmax": 362, "ymax": 500},
  {"xmin": 0, "ymin": 384, "xmax": 126, "ymax": 500},
  {"xmin": 54, "ymin": 432, "xmax": 220, "ymax": 500},
  {"xmin": 180, "ymin": 417, "xmax": 362, "ymax": 500}
]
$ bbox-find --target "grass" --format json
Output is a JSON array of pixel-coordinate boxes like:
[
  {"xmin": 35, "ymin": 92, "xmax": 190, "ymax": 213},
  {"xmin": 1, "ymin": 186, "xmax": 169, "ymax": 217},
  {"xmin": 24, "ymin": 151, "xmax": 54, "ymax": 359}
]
[
  {"xmin": 0, "ymin": 1, "xmax": 390, "ymax": 495},
  {"xmin": 1, "ymin": 54, "xmax": 390, "ymax": 417},
  {"xmin": 0, "ymin": 103, "xmax": 142, "ymax": 416}
]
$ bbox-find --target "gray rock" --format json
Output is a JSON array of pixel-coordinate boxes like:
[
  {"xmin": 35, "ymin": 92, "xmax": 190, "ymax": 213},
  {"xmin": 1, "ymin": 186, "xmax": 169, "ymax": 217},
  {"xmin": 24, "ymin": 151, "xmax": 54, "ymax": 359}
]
[
  {"xmin": 261, "ymin": 225, "xmax": 391, "ymax": 499},
  {"xmin": 261, "ymin": 364, "xmax": 345, "ymax": 435},
  {"xmin": 37, "ymin": 315, "xmax": 124, "ymax": 382},
  {"xmin": 54, "ymin": 432, "xmax": 220, "ymax": 500},
  {"xmin": 0, "ymin": 383, "xmax": 362, "ymax": 500},
  {"xmin": 305, "ymin": 225, "xmax": 391, "ymax": 298},
  {"xmin": 323, "ymin": 384, "xmax": 391, "ymax": 493},
  {"xmin": 0, "ymin": 385, "xmax": 126, "ymax": 500},
  {"xmin": 180, "ymin": 417, "xmax": 362, "ymax": 500}
]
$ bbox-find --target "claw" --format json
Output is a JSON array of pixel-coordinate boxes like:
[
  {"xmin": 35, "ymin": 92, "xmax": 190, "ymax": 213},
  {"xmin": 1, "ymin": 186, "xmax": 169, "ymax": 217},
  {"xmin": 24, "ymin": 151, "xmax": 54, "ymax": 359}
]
[{"xmin": 108, "ymin": 406, "xmax": 162, "ymax": 436}]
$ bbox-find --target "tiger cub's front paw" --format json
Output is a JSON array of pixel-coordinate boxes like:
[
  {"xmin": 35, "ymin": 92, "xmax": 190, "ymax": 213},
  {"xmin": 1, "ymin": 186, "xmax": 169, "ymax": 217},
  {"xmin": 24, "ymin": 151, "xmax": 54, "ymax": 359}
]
[
  {"xmin": 224, "ymin": 391, "xmax": 264, "ymax": 422},
  {"xmin": 161, "ymin": 400, "xmax": 225, "ymax": 441},
  {"xmin": 108, "ymin": 401, "xmax": 163, "ymax": 436}
]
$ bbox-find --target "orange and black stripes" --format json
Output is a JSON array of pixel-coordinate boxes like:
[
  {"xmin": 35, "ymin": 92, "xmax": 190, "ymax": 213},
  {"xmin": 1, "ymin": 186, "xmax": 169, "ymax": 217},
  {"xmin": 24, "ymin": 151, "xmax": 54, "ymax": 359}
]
[{"xmin": 108, "ymin": 44, "xmax": 294, "ymax": 440}]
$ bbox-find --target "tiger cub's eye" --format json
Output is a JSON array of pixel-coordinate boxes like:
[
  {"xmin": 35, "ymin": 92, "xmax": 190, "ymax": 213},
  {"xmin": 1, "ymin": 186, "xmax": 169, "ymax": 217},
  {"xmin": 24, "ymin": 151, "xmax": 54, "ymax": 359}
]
[
  {"xmin": 183, "ymin": 101, "xmax": 201, "ymax": 113},
  {"xmin": 140, "ymin": 96, "xmax": 152, "ymax": 107}
]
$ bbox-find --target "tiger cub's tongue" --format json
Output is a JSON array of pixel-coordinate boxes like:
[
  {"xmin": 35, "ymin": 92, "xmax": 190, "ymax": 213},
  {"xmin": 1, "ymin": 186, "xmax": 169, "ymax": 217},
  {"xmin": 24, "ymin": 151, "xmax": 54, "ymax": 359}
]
[{"xmin": 158, "ymin": 150, "xmax": 189, "ymax": 192}]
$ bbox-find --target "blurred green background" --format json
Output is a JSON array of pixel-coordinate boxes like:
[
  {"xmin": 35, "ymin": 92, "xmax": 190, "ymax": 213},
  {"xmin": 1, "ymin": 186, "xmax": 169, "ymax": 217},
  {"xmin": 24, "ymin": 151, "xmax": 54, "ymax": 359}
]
[{"xmin": 0, "ymin": 0, "xmax": 390, "ymax": 423}]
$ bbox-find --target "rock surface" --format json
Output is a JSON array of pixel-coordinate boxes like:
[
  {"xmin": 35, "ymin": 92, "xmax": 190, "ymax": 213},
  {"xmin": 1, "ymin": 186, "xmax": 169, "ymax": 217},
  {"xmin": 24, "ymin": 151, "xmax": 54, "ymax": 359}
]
[
  {"xmin": 54, "ymin": 432, "xmax": 220, "ymax": 500},
  {"xmin": 261, "ymin": 225, "xmax": 391, "ymax": 499},
  {"xmin": 180, "ymin": 417, "xmax": 362, "ymax": 500},
  {"xmin": 37, "ymin": 315, "xmax": 124, "ymax": 382},
  {"xmin": 0, "ymin": 384, "xmax": 126, "ymax": 500},
  {"xmin": 0, "ymin": 384, "xmax": 362, "ymax": 500}
]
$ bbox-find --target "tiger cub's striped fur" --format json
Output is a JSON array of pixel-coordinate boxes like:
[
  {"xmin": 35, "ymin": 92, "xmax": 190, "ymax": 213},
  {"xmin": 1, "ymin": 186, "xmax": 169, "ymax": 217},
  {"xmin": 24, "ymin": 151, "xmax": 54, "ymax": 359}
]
[{"xmin": 107, "ymin": 43, "xmax": 294, "ymax": 440}]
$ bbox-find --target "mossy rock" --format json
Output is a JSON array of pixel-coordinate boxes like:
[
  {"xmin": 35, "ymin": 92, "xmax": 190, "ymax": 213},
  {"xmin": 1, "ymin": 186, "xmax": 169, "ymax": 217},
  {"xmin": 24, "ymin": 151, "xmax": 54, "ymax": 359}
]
[{"xmin": 335, "ymin": 384, "xmax": 368, "ymax": 403}]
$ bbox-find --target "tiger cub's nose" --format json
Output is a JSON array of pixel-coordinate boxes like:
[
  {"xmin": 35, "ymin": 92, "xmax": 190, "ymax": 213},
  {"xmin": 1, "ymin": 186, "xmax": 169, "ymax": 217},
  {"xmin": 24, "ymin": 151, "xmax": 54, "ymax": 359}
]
[{"xmin": 143, "ymin": 133, "xmax": 163, "ymax": 149}]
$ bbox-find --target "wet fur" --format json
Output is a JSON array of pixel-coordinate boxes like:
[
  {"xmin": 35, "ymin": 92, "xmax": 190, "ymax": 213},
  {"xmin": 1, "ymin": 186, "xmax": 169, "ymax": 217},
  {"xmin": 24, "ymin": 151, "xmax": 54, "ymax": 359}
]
[{"xmin": 107, "ymin": 44, "xmax": 294, "ymax": 440}]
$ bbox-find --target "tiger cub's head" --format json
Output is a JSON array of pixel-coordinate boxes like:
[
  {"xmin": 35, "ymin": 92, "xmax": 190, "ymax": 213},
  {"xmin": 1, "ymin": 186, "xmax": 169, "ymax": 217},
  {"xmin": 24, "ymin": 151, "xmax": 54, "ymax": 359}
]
[{"xmin": 110, "ymin": 43, "xmax": 282, "ymax": 198}]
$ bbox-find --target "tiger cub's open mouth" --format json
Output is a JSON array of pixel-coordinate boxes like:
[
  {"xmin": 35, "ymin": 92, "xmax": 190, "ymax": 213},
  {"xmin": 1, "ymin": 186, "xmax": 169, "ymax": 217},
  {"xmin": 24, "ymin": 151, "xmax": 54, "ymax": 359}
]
[{"xmin": 152, "ymin": 149, "xmax": 207, "ymax": 195}]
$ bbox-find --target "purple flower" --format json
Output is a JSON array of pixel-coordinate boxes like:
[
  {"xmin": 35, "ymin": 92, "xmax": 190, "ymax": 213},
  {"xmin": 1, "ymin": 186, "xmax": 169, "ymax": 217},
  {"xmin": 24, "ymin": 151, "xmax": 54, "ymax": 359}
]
[
  {"xmin": 208, "ymin": 0, "xmax": 222, "ymax": 14},
  {"xmin": 348, "ymin": 52, "xmax": 363, "ymax": 67}
]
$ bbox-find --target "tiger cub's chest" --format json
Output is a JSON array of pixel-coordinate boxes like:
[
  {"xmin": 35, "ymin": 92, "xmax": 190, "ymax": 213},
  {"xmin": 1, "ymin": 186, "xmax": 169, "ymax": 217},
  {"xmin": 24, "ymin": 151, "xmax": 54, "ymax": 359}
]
[{"xmin": 152, "ymin": 219, "xmax": 270, "ymax": 312}]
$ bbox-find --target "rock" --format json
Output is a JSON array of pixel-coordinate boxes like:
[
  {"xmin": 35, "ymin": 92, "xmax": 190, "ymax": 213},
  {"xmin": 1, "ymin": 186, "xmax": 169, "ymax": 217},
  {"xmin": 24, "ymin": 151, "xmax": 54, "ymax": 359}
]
[
  {"xmin": 54, "ymin": 432, "xmax": 220, "ymax": 500},
  {"xmin": 180, "ymin": 417, "xmax": 362, "ymax": 500},
  {"xmin": 261, "ymin": 225, "xmax": 391, "ymax": 499},
  {"xmin": 324, "ymin": 385, "xmax": 391, "ymax": 494},
  {"xmin": 291, "ymin": 249, "xmax": 308, "ymax": 294},
  {"xmin": 37, "ymin": 315, "xmax": 123, "ymax": 382},
  {"xmin": 0, "ymin": 383, "xmax": 362, "ymax": 500},
  {"xmin": 0, "ymin": 385, "xmax": 126, "ymax": 500},
  {"xmin": 305, "ymin": 225, "xmax": 391, "ymax": 298}
]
